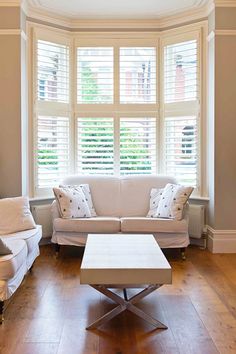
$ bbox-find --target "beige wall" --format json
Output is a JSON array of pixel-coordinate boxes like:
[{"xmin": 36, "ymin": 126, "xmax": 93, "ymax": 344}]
[
  {"xmin": 208, "ymin": 8, "xmax": 236, "ymax": 230},
  {"xmin": 0, "ymin": 7, "xmax": 26, "ymax": 197},
  {"xmin": 214, "ymin": 35, "xmax": 236, "ymax": 229}
]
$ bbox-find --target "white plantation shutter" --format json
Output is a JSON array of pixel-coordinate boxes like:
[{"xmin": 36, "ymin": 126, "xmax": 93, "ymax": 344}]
[
  {"xmin": 37, "ymin": 40, "xmax": 69, "ymax": 103},
  {"xmin": 36, "ymin": 116, "xmax": 70, "ymax": 188},
  {"xmin": 120, "ymin": 117, "xmax": 157, "ymax": 174},
  {"xmin": 164, "ymin": 40, "xmax": 198, "ymax": 103},
  {"xmin": 165, "ymin": 116, "xmax": 198, "ymax": 187},
  {"xmin": 163, "ymin": 38, "xmax": 200, "ymax": 189},
  {"xmin": 77, "ymin": 117, "xmax": 114, "ymax": 174},
  {"xmin": 120, "ymin": 47, "xmax": 156, "ymax": 103},
  {"xmin": 77, "ymin": 47, "xmax": 113, "ymax": 104}
]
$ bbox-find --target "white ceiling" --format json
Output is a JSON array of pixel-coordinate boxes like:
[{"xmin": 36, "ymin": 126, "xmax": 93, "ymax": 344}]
[{"xmin": 28, "ymin": 0, "xmax": 208, "ymax": 20}]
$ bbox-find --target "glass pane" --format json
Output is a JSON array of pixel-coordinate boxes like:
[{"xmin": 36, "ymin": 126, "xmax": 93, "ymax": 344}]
[
  {"xmin": 77, "ymin": 47, "xmax": 113, "ymax": 104},
  {"xmin": 120, "ymin": 47, "xmax": 156, "ymax": 104},
  {"xmin": 37, "ymin": 40, "xmax": 69, "ymax": 103}
]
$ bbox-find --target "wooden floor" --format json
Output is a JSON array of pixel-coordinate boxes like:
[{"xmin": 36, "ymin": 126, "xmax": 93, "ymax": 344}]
[{"xmin": 0, "ymin": 245, "xmax": 236, "ymax": 354}]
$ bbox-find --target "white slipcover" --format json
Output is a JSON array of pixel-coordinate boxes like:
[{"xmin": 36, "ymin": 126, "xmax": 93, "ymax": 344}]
[{"xmin": 52, "ymin": 175, "xmax": 190, "ymax": 249}]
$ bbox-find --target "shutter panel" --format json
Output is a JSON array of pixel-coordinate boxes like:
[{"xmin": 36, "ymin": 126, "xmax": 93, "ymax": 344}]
[
  {"xmin": 164, "ymin": 40, "xmax": 198, "ymax": 103},
  {"xmin": 120, "ymin": 47, "xmax": 156, "ymax": 104},
  {"xmin": 164, "ymin": 116, "xmax": 198, "ymax": 187},
  {"xmin": 120, "ymin": 117, "xmax": 157, "ymax": 174},
  {"xmin": 37, "ymin": 116, "xmax": 70, "ymax": 188},
  {"xmin": 77, "ymin": 47, "xmax": 113, "ymax": 104},
  {"xmin": 37, "ymin": 40, "xmax": 69, "ymax": 103},
  {"xmin": 77, "ymin": 117, "xmax": 114, "ymax": 174}
]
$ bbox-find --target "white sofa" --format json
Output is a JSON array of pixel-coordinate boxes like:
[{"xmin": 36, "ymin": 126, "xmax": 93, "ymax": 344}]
[
  {"xmin": 0, "ymin": 225, "xmax": 42, "ymax": 322},
  {"xmin": 51, "ymin": 175, "xmax": 190, "ymax": 253}
]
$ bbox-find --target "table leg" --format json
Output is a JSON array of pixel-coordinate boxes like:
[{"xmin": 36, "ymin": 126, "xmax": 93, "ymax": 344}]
[{"xmin": 87, "ymin": 284, "xmax": 167, "ymax": 330}]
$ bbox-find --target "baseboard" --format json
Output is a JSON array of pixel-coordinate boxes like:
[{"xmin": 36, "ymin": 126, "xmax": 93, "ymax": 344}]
[{"xmin": 207, "ymin": 226, "xmax": 236, "ymax": 253}]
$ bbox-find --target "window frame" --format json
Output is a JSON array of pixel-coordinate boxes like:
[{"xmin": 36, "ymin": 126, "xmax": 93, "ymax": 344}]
[{"xmin": 29, "ymin": 24, "xmax": 207, "ymax": 198}]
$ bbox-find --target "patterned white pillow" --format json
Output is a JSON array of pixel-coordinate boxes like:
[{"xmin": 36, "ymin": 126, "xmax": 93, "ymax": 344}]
[
  {"xmin": 146, "ymin": 188, "xmax": 164, "ymax": 217},
  {"xmin": 155, "ymin": 183, "xmax": 193, "ymax": 220},
  {"xmin": 79, "ymin": 184, "xmax": 97, "ymax": 217},
  {"xmin": 60, "ymin": 184, "xmax": 97, "ymax": 217},
  {"xmin": 53, "ymin": 186, "xmax": 91, "ymax": 219}
]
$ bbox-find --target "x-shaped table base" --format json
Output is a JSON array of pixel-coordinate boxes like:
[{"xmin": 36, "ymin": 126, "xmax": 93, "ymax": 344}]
[{"xmin": 86, "ymin": 284, "xmax": 167, "ymax": 330}]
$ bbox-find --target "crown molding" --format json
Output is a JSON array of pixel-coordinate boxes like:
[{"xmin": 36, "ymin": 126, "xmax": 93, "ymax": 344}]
[{"xmin": 26, "ymin": 1, "xmax": 212, "ymax": 30}]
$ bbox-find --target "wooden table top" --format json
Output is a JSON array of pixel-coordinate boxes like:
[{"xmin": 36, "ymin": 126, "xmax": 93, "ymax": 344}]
[{"xmin": 80, "ymin": 234, "xmax": 172, "ymax": 285}]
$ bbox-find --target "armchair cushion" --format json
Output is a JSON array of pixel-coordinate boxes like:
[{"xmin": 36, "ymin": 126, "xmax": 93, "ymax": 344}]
[{"xmin": 0, "ymin": 197, "xmax": 36, "ymax": 235}]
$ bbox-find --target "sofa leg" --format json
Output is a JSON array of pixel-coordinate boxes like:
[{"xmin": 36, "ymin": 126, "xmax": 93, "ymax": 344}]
[
  {"xmin": 0, "ymin": 301, "xmax": 4, "ymax": 324},
  {"xmin": 55, "ymin": 244, "xmax": 61, "ymax": 257},
  {"xmin": 180, "ymin": 248, "xmax": 186, "ymax": 261}
]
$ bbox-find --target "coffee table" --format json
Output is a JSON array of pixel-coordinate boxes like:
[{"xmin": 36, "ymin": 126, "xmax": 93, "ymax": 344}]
[{"xmin": 80, "ymin": 234, "xmax": 172, "ymax": 330}]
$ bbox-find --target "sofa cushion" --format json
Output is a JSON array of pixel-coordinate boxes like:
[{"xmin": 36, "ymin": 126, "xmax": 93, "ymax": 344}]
[
  {"xmin": 120, "ymin": 175, "xmax": 177, "ymax": 217},
  {"xmin": 1, "ymin": 225, "xmax": 42, "ymax": 256},
  {"xmin": 0, "ymin": 239, "xmax": 27, "ymax": 280},
  {"xmin": 0, "ymin": 196, "xmax": 36, "ymax": 235},
  {"xmin": 121, "ymin": 217, "xmax": 188, "ymax": 233},
  {"xmin": 61, "ymin": 176, "xmax": 120, "ymax": 217},
  {"xmin": 54, "ymin": 217, "xmax": 121, "ymax": 233}
]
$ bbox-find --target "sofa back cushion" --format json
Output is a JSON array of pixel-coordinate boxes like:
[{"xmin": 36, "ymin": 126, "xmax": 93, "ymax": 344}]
[
  {"xmin": 61, "ymin": 175, "xmax": 176, "ymax": 217},
  {"xmin": 120, "ymin": 175, "xmax": 176, "ymax": 217},
  {"xmin": 61, "ymin": 175, "xmax": 120, "ymax": 217}
]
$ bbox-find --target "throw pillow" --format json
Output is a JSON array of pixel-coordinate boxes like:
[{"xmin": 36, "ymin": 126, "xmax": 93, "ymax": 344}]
[
  {"xmin": 155, "ymin": 183, "xmax": 193, "ymax": 220},
  {"xmin": 60, "ymin": 184, "xmax": 97, "ymax": 217},
  {"xmin": 0, "ymin": 238, "xmax": 13, "ymax": 255},
  {"xmin": 0, "ymin": 197, "xmax": 36, "ymax": 236},
  {"xmin": 53, "ymin": 186, "xmax": 91, "ymax": 219},
  {"xmin": 146, "ymin": 188, "xmax": 164, "ymax": 217}
]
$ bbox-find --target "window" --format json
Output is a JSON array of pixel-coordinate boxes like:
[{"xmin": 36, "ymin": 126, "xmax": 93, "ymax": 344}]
[
  {"xmin": 37, "ymin": 116, "xmax": 70, "ymax": 188},
  {"xmin": 35, "ymin": 38, "xmax": 71, "ymax": 195},
  {"xmin": 77, "ymin": 117, "xmax": 114, "ymax": 174},
  {"xmin": 77, "ymin": 47, "xmax": 113, "ymax": 104},
  {"xmin": 37, "ymin": 40, "xmax": 69, "ymax": 103},
  {"xmin": 163, "ymin": 38, "xmax": 200, "ymax": 188},
  {"xmin": 33, "ymin": 29, "xmax": 204, "ymax": 197},
  {"xmin": 120, "ymin": 117, "xmax": 156, "ymax": 174},
  {"xmin": 120, "ymin": 47, "xmax": 156, "ymax": 103}
]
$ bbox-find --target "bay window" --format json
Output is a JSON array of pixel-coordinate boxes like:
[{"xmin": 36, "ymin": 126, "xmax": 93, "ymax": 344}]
[{"xmin": 32, "ymin": 27, "xmax": 204, "ymax": 197}]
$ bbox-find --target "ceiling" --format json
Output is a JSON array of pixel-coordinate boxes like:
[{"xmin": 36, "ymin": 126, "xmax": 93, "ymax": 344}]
[{"xmin": 28, "ymin": 0, "xmax": 209, "ymax": 20}]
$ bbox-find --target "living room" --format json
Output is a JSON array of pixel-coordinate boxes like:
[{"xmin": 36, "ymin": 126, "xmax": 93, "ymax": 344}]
[{"xmin": 0, "ymin": 0, "xmax": 236, "ymax": 353}]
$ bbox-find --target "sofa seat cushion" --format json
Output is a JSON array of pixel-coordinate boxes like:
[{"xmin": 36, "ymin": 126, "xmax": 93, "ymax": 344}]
[
  {"xmin": 121, "ymin": 217, "xmax": 188, "ymax": 233},
  {"xmin": 1, "ymin": 225, "xmax": 42, "ymax": 256},
  {"xmin": 0, "ymin": 239, "xmax": 27, "ymax": 280},
  {"xmin": 54, "ymin": 217, "xmax": 121, "ymax": 233}
]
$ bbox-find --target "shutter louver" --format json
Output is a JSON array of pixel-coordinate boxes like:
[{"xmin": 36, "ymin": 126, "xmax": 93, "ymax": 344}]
[
  {"xmin": 165, "ymin": 116, "xmax": 198, "ymax": 187},
  {"xmin": 164, "ymin": 40, "xmax": 198, "ymax": 103},
  {"xmin": 37, "ymin": 40, "xmax": 69, "ymax": 103},
  {"xmin": 37, "ymin": 116, "xmax": 70, "ymax": 188},
  {"xmin": 77, "ymin": 47, "xmax": 113, "ymax": 104},
  {"xmin": 77, "ymin": 117, "xmax": 114, "ymax": 174},
  {"xmin": 120, "ymin": 47, "xmax": 156, "ymax": 104},
  {"xmin": 120, "ymin": 117, "xmax": 157, "ymax": 174}
]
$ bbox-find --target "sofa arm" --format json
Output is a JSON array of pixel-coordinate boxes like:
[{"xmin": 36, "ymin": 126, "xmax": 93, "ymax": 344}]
[{"xmin": 51, "ymin": 200, "xmax": 60, "ymax": 220}]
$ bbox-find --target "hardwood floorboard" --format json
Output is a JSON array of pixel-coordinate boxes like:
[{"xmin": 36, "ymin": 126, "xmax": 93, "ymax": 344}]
[{"xmin": 0, "ymin": 244, "xmax": 236, "ymax": 354}]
